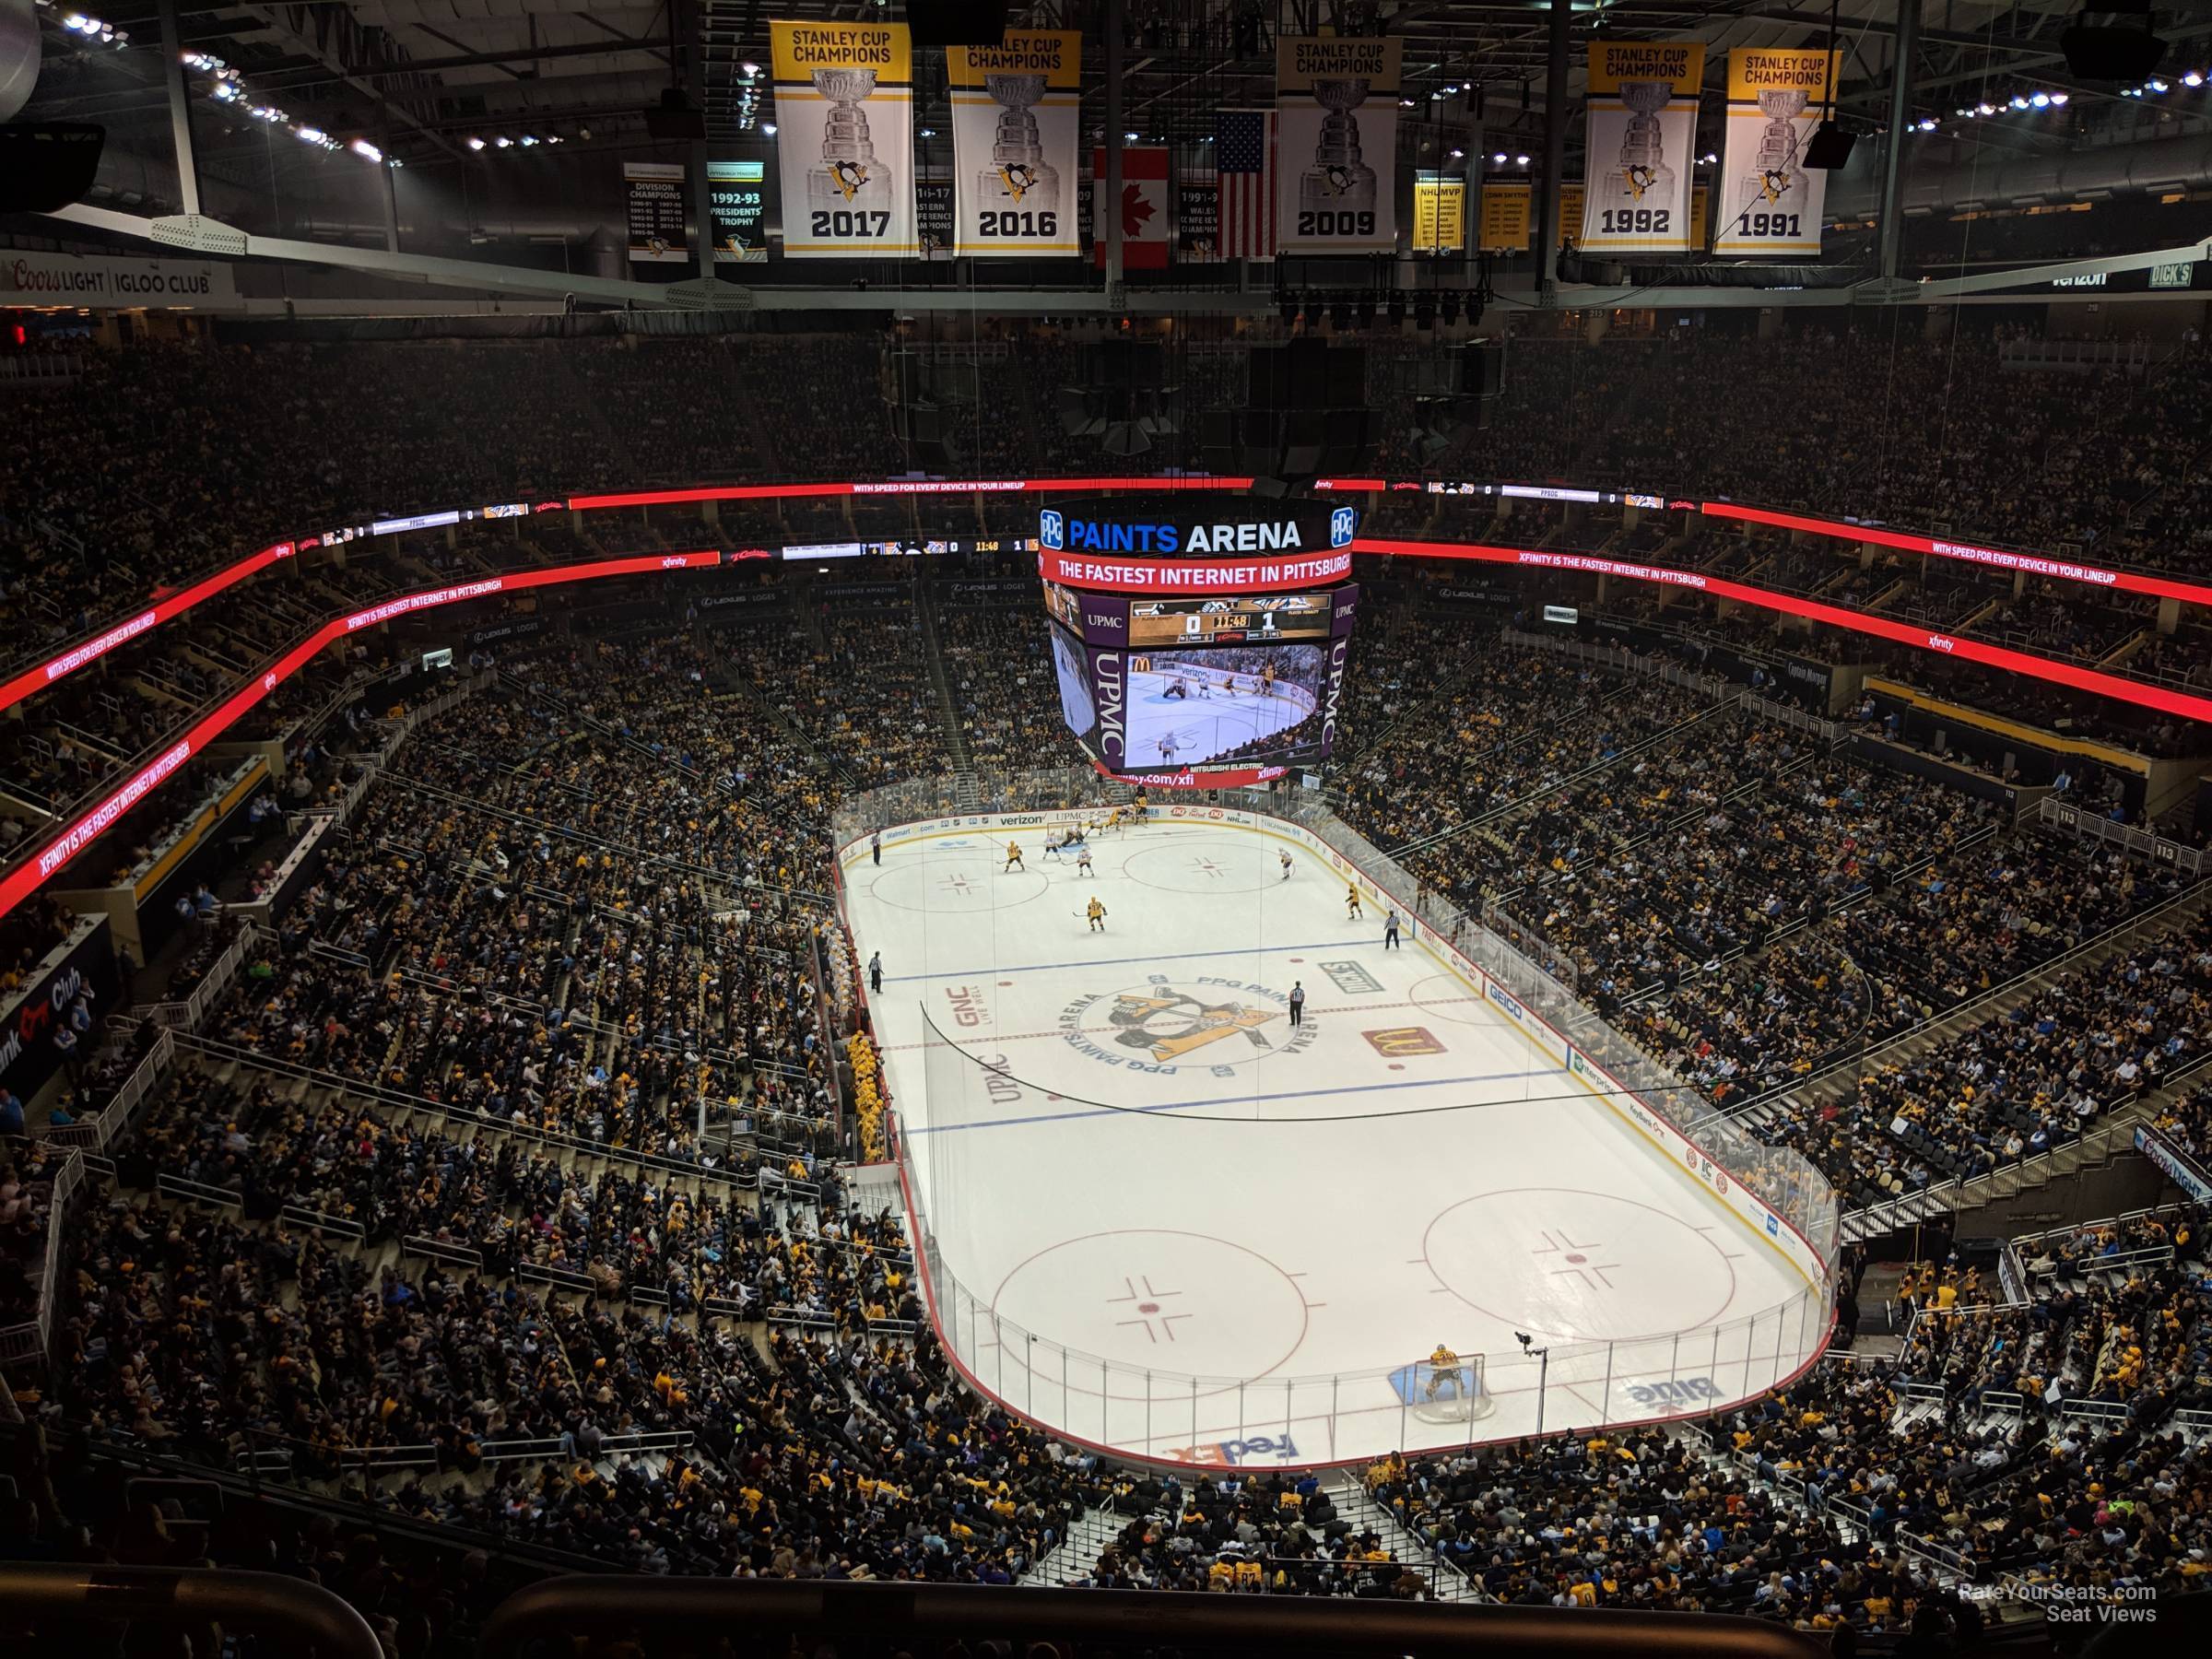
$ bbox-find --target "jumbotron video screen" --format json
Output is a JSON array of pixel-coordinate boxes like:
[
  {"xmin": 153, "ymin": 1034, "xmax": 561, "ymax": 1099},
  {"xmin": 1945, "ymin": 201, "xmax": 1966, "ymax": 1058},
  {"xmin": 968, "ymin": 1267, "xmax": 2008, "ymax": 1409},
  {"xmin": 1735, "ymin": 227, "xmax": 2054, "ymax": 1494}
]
[{"xmin": 1037, "ymin": 497, "xmax": 1360, "ymax": 787}]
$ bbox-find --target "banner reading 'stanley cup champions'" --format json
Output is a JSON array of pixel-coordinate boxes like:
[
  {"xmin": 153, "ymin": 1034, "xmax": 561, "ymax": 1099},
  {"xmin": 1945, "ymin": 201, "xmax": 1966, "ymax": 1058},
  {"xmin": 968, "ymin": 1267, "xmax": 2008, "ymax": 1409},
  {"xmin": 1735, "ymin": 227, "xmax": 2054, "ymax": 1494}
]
[
  {"xmin": 947, "ymin": 30, "xmax": 1082, "ymax": 256},
  {"xmin": 1277, "ymin": 35, "xmax": 1401, "ymax": 254},
  {"xmin": 1579, "ymin": 39, "xmax": 1703, "ymax": 253},
  {"xmin": 771, "ymin": 19, "xmax": 917, "ymax": 257},
  {"xmin": 1713, "ymin": 46, "xmax": 1837, "ymax": 256}
]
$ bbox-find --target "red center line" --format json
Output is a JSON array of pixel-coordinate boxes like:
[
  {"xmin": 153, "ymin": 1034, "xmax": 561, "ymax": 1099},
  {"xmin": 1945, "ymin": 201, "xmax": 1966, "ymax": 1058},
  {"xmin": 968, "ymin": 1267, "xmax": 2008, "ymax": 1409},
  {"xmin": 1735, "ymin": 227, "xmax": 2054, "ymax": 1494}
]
[{"xmin": 880, "ymin": 994, "xmax": 1484, "ymax": 1051}]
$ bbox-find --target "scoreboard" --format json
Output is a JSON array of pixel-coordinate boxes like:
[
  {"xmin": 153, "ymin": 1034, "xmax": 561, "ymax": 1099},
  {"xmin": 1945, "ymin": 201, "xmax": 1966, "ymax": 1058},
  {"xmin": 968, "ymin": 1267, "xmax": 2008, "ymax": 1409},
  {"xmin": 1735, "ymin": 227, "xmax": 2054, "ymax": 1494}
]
[{"xmin": 1126, "ymin": 593, "xmax": 1334, "ymax": 647}]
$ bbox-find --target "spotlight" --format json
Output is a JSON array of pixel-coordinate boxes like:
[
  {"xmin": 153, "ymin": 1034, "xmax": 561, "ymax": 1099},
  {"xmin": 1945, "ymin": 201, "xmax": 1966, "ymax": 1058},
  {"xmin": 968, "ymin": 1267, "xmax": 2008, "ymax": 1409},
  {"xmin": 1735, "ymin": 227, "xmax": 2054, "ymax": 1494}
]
[
  {"xmin": 740, "ymin": 60, "xmax": 760, "ymax": 76},
  {"xmin": 1329, "ymin": 296, "xmax": 1352, "ymax": 330},
  {"xmin": 2189, "ymin": 73, "xmax": 2206, "ymax": 88},
  {"xmin": 466, "ymin": 136, "xmax": 486, "ymax": 150},
  {"xmin": 2030, "ymin": 90, "xmax": 2052, "ymax": 107},
  {"xmin": 1278, "ymin": 292, "xmax": 1300, "ymax": 326},
  {"xmin": 1440, "ymin": 289, "xmax": 1462, "ymax": 325},
  {"xmin": 1450, "ymin": 147, "xmax": 1465, "ymax": 159},
  {"xmin": 494, "ymin": 135, "xmax": 512, "ymax": 147},
  {"xmin": 761, "ymin": 124, "xmax": 776, "ymax": 135},
  {"xmin": 1386, "ymin": 292, "xmax": 1406, "ymax": 325},
  {"xmin": 1491, "ymin": 150, "xmax": 1507, "ymax": 164},
  {"xmin": 349, "ymin": 138, "xmax": 382, "ymax": 162},
  {"xmin": 1514, "ymin": 153, "xmax": 1529, "ymax": 166},
  {"xmin": 2052, "ymin": 92, "xmax": 2070, "ymax": 105}
]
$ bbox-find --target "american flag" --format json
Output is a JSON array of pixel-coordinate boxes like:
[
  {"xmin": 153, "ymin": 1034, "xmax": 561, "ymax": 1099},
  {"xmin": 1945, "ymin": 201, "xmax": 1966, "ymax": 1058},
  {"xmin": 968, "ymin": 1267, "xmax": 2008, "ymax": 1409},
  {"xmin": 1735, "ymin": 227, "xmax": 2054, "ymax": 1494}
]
[{"xmin": 1215, "ymin": 109, "xmax": 1276, "ymax": 258}]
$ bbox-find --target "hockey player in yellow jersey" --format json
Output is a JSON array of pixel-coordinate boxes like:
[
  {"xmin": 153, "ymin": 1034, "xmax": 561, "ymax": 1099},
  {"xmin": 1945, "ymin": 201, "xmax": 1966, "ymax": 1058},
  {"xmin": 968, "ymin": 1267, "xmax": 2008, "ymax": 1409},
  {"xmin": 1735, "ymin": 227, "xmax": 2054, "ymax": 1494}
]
[
  {"xmin": 1004, "ymin": 840, "xmax": 1024, "ymax": 871},
  {"xmin": 1086, "ymin": 897, "xmax": 1108, "ymax": 932},
  {"xmin": 1346, "ymin": 883, "xmax": 1363, "ymax": 919}
]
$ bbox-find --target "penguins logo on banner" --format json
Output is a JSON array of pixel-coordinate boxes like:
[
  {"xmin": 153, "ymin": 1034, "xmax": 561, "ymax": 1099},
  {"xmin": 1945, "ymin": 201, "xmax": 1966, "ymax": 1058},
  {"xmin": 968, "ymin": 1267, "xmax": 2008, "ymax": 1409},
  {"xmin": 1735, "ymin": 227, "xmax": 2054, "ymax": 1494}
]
[
  {"xmin": 948, "ymin": 30, "xmax": 1082, "ymax": 255},
  {"xmin": 1578, "ymin": 40, "xmax": 1703, "ymax": 253},
  {"xmin": 1277, "ymin": 35, "xmax": 1402, "ymax": 253},
  {"xmin": 771, "ymin": 19, "xmax": 917, "ymax": 256},
  {"xmin": 1713, "ymin": 47, "xmax": 1837, "ymax": 256}
]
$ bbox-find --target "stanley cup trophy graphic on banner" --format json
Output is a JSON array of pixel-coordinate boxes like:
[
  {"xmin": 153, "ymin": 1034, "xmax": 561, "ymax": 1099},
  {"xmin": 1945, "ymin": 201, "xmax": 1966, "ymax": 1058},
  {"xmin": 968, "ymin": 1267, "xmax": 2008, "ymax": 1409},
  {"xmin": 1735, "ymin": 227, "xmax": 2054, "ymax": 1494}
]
[
  {"xmin": 977, "ymin": 72, "xmax": 1062, "ymax": 215},
  {"xmin": 1743, "ymin": 86, "xmax": 1808, "ymax": 209},
  {"xmin": 1299, "ymin": 78, "xmax": 1377, "ymax": 214},
  {"xmin": 809, "ymin": 66, "xmax": 892, "ymax": 214},
  {"xmin": 1600, "ymin": 79, "xmax": 1677, "ymax": 212}
]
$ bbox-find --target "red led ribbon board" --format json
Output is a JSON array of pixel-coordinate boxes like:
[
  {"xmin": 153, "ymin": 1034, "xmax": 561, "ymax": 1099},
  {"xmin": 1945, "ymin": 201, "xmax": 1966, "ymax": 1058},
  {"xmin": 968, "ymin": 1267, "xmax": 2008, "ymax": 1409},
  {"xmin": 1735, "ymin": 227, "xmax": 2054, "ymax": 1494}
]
[
  {"xmin": 1351, "ymin": 535, "xmax": 2212, "ymax": 726},
  {"xmin": 0, "ymin": 551, "xmax": 720, "ymax": 921}
]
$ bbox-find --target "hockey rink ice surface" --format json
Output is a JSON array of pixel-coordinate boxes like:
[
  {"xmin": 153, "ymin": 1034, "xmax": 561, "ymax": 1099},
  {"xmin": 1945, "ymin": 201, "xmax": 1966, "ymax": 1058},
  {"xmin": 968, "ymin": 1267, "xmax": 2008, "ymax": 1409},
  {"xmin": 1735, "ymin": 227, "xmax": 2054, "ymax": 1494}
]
[
  {"xmin": 844, "ymin": 818, "xmax": 1826, "ymax": 1467},
  {"xmin": 1124, "ymin": 671, "xmax": 1316, "ymax": 770}
]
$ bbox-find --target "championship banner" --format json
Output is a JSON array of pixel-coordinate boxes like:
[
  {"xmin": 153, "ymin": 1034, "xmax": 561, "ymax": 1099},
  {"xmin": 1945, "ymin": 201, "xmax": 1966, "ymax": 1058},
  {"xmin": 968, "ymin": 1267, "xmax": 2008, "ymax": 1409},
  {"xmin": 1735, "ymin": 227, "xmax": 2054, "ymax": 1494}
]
[
  {"xmin": 1412, "ymin": 173, "xmax": 1465, "ymax": 255},
  {"xmin": 917, "ymin": 180, "xmax": 956, "ymax": 259},
  {"xmin": 1178, "ymin": 181, "xmax": 1223, "ymax": 262},
  {"xmin": 706, "ymin": 159, "xmax": 768, "ymax": 262},
  {"xmin": 1578, "ymin": 40, "xmax": 1703, "ymax": 253},
  {"xmin": 623, "ymin": 161, "xmax": 688, "ymax": 263},
  {"xmin": 947, "ymin": 30, "xmax": 1081, "ymax": 256},
  {"xmin": 1713, "ymin": 47, "xmax": 1837, "ymax": 256},
  {"xmin": 1277, "ymin": 35, "xmax": 1401, "ymax": 253},
  {"xmin": 770, "ymin": 19, "xmax": 916, "ymax": 256}
]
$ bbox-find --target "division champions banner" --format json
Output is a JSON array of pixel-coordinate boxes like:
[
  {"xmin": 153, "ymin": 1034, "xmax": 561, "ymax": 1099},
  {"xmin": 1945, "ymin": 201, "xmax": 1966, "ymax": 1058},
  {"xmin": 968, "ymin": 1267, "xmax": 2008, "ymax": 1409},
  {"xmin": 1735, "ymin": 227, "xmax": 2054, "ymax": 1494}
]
[
  {"xmin": 1713, "ymin": 46, "xmax": 1837, "ymax": 256},
  {"xmin": 771, "ymin": 19, "xmax": 916, "ymax": 257},
  {"xmin": 1578, "ymin": 39, "xmax": 1703, "ymax": 253},
  {"xmin": 947, "ymin": 30, "xmax": 1082, "ymax": 255},
  {"xmin": 1277, "ymin": 35, "xmax": 1401, "ymax": 253}
]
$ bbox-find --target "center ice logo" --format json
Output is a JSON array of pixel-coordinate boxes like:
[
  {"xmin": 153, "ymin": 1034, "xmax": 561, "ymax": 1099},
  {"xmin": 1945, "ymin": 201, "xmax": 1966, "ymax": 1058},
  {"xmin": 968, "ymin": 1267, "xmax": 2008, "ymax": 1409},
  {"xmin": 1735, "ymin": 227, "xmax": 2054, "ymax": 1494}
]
[
  {"xmin": 1330, "ymin": 506, "xmax": 1357, "ymax": 547},
  {"xmin": 1110, "ymin": 989, "xmax": 1277, "ymax": 1063},
  {"xmin": 1040, "ymin": 509, "xmax": 1065, "ymax": 551}
]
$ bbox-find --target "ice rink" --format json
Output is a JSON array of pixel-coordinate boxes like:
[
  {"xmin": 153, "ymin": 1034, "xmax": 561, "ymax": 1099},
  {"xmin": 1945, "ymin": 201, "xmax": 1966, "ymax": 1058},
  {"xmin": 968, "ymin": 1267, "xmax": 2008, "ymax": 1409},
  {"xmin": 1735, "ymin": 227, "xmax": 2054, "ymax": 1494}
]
[
  {"xmin": 1125, "ymin": 669, "xmax": 1315, "ymax": 769},
  {"xmin": 842, "ymin": 815, "xmax": 1828, "ymax": 1467}
]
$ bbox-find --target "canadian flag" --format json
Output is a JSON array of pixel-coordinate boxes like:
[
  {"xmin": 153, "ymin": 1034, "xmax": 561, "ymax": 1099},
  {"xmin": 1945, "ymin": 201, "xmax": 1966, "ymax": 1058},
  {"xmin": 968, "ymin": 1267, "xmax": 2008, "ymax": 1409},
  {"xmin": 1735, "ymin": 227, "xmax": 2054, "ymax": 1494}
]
[{"xmin": 1093, "ymin": 146, "xmax": 1170, "ymax": 269}]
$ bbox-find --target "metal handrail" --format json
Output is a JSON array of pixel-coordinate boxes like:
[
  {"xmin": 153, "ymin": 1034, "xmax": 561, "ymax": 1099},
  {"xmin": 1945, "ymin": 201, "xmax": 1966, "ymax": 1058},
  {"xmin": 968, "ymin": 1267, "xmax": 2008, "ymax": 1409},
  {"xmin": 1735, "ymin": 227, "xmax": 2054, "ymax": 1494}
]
[{"xmin": 0, "ymin": 1564, "xmax": 382, "ymax": 1659}]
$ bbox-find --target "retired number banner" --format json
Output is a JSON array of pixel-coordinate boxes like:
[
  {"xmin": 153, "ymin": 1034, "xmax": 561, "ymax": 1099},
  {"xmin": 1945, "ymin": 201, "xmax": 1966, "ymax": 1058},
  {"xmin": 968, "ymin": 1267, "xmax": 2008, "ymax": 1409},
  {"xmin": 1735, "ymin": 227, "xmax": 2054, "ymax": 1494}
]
[
  {"xmin": 947, "ymin": 30, "xmax": 1081, "ymax": 255},
  {"xmin": 1579, "ymin": 40, "xmax": 1703, "ymax": 253},
  {"xmin": 1277, "ymin": 35, "xmax": 1401, "ymax": 253},
  {"xmin": 1713, "ymin": 47, "xmax": 1837, "ymax": 256},
  {"xmin": 771, "ymin": 19, "xmax": 916, "ymax": 257}
]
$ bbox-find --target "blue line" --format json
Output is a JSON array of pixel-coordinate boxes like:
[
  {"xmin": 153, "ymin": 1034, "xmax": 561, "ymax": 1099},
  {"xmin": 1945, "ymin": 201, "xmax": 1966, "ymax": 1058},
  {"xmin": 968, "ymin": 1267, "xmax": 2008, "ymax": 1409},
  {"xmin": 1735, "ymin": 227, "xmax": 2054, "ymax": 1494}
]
[
  {"xmin": 904, "ymin": 1065, "xmax": 1573, "ymax": 1135},
  {"xmin": 884, "ymin": 936, "xmax": 1367, "ymax": 983}
]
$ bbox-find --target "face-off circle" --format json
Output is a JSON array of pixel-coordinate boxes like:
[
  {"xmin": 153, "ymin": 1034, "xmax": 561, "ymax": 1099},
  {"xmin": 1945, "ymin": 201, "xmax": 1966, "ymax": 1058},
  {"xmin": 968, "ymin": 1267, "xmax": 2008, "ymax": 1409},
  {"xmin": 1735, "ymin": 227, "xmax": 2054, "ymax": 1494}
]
[
  {"xmin": 990, "ymin": 1229, "xmax": 1311, "ymax": 1399},
  {"xmin": 1122, "ymin": 836, "xmax": 1282, "ymax": 896},
  {"xmin": 865, "ymin": 850, "xmax": 1048, "ymax": 915},
  {"xmin": 1422, "ymin": 1187, "xmax": 1739, "ymax": 1343}
]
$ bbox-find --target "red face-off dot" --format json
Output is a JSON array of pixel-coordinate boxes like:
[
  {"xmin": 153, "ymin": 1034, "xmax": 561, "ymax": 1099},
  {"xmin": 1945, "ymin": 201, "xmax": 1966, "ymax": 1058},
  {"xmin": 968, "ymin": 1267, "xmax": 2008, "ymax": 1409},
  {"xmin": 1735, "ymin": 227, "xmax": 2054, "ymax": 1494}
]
[
  {"xmin": 1137, "ymin": 1302, "xmax": 1160, "ymax": 1314},
  {"xmin": 1566, "ymin": 1253, "xmax": 1587, "ymax": 1265}
]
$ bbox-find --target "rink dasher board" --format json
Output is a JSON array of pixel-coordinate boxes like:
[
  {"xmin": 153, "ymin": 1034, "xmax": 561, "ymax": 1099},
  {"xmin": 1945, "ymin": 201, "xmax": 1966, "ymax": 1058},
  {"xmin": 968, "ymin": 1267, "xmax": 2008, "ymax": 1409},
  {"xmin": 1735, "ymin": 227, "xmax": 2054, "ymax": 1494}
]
[{"xmin": 835, "ymin": 804, "xmax": 1830, "ymax": 1299}]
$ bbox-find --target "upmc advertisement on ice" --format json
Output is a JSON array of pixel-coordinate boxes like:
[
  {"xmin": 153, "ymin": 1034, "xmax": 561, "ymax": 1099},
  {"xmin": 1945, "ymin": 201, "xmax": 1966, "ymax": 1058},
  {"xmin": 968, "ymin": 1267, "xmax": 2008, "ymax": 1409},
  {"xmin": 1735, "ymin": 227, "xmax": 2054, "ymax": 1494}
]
[{"xmin": 1037, "ymin": 498, "xmax": 1359, "ymax": 788}]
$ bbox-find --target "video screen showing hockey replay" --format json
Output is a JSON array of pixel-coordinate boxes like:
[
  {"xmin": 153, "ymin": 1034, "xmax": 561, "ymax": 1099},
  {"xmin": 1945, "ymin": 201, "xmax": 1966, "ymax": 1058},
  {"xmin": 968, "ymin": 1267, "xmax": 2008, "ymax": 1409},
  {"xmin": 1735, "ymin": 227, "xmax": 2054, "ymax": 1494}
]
[{"xmin": 1047, "ymin": 628, "xmax": 1347, "ymax": 785}]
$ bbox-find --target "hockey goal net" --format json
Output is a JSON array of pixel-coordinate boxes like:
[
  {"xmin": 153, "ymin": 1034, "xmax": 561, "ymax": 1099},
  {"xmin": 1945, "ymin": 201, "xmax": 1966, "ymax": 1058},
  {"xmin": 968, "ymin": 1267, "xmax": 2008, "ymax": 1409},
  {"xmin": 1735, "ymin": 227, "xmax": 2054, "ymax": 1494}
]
[{"xmin": 1406, "ymin": 1357, "xmax": 1497, "ymax": 1425}]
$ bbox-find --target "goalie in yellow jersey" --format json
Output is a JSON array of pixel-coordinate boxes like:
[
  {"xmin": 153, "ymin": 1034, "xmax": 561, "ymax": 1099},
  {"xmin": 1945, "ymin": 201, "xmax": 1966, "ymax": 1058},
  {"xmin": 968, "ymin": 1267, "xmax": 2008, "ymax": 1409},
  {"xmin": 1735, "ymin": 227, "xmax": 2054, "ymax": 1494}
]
[{"xmin": 1425, "ymin": 1344, "xmax": 1464, "ymax": 1402}]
